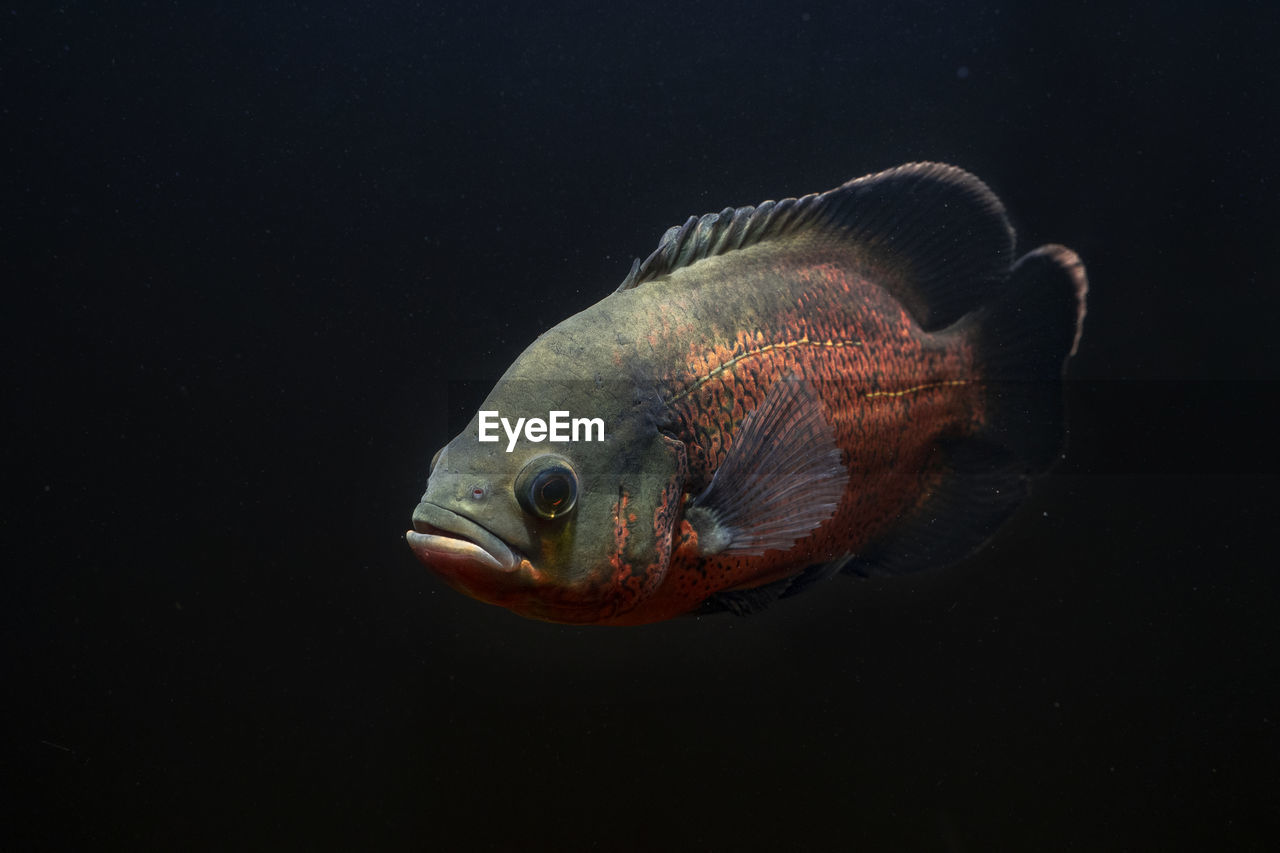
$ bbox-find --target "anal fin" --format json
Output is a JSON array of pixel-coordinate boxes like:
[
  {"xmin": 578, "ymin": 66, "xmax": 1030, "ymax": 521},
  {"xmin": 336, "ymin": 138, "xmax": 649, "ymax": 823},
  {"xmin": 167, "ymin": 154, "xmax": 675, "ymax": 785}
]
[
  {"xmin": 700, "ymin": 555, "xmax": 854, "ymax": 616},
  {"xmin": 842, "ymin": 440, "xmax": 1028, "ymax": 578}
]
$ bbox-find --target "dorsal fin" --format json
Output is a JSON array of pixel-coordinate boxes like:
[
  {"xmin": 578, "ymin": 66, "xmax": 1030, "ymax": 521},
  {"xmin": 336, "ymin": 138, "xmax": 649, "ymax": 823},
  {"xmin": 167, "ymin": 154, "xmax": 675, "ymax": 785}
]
[{"xmin": 616, "ymin": 162, "xmax": 1017, "ymax": 330}]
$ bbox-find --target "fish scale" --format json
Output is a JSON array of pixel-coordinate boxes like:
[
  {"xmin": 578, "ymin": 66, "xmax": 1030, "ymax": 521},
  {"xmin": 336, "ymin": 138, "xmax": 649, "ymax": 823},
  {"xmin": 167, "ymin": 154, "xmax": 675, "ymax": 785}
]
[{"xmin": 615, "ymin": 263, "xmax": 981, "ymax": 623}]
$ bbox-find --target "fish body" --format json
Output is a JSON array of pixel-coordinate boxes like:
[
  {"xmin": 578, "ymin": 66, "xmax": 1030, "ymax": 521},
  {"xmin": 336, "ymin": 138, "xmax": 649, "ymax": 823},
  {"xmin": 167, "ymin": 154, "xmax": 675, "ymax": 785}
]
[{"xmin": 407, "ymin": 163, "xmax": 1087, "ymax": 625}]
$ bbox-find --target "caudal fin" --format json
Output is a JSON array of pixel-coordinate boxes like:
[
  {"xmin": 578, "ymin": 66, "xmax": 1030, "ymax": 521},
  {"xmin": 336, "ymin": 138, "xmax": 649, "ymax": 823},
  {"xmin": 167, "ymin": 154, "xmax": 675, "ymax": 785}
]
[
  {"xmin": 839, "ymin": 244, "xmax": 1087, "ymax": 580},
  {"xmin": 975, "ymin": 244, "xmax": 1088, "ymax": 472}
]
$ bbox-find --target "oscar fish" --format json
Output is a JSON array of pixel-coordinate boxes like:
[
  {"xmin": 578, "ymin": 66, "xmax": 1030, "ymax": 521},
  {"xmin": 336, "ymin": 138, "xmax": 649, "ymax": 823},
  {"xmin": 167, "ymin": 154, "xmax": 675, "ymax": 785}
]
[{"xmin": 406, "ymin": 162, "xmax": 1087, "ymax": 625}]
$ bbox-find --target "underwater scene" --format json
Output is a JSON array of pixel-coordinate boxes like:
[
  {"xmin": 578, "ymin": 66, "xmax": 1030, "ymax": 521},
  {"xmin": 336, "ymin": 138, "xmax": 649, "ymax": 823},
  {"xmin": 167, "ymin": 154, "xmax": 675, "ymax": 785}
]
[{"xmin": 6, "ymin": 1, "xmax": 1278, "ymax": 849}]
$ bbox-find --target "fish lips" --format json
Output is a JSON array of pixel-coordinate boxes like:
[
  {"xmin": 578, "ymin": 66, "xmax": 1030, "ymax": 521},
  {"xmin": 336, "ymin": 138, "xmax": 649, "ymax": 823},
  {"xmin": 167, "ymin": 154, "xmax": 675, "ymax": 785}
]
[
  {"xmin": 409, "ymin": 502, "xmax": 621, "ymax": 624},
  {"xmin": 407, "ymin": 502, "xmax": 521, "ymax": 577}
]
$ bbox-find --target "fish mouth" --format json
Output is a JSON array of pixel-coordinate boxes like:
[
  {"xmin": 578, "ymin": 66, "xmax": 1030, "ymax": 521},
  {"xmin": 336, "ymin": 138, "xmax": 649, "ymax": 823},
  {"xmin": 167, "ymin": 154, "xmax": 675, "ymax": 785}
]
[
  {"xmin": 407, "ymin": 502, "xmax": 625, "ymax": 624},
  {"xmin": 406, "ymin": 502, "xmax": 521, "ymax": 574}
]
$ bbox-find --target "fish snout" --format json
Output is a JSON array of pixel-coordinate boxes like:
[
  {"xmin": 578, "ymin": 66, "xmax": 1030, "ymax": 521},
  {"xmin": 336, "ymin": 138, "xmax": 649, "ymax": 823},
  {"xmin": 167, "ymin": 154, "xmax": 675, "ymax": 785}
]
[{"xmin": 406, "ymin": 501, "xmax": 521, "ymax": 574}]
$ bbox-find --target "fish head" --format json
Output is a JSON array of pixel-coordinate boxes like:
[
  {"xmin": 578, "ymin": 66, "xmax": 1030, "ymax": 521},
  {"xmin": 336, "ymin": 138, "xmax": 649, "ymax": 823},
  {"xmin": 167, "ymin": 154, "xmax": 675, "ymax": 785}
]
[{"xmin": 407, "ymin": 383, "xmax": 688, "ymax": 625}]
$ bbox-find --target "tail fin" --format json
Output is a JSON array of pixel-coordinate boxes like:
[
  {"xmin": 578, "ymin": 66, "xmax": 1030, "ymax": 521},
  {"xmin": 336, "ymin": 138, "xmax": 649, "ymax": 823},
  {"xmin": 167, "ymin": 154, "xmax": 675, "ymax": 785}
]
[
  {"xmin": 839, "ymin": 244, "xmax": 1087, "ymax": 580},
  {"xmin": 975, "ymin": 244, "xmax": 1088, "ymax": 472}
]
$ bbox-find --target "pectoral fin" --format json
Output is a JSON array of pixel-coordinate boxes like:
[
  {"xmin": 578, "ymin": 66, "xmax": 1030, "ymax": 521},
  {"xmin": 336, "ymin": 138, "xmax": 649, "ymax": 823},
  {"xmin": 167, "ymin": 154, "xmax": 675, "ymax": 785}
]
[{"xmin": 685, "ymin": 377, "xmax": 847, "ymax": 556}]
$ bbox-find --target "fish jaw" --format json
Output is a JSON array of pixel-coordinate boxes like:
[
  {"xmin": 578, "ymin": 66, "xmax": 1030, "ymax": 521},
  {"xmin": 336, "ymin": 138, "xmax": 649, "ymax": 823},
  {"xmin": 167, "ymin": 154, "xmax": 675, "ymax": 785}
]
[
  {"xmin": 406, "ymin": 502, "xmax": 645, "ymax": 624},
  {"xmin": 406, "ymin": 501, "xmax": 528, "ymax": 601},
  {"xmin": 405, "ymin": 525, "xmax": 608, "ymax": 623},
  {"xmin": 405, "ymin": 529, "xmax": 514, "ymax": 572}
]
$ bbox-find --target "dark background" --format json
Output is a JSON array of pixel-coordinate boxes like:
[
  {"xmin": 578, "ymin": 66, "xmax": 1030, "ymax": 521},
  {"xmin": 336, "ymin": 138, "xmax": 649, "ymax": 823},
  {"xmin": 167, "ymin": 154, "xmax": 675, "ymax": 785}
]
[{"xmin": 5, "ymin": 1, "xmax": 1279, "ymax": 849}]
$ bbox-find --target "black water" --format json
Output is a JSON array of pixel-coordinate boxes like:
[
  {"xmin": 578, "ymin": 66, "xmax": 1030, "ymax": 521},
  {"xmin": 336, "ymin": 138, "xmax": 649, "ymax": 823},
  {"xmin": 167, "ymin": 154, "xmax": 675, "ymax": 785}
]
[{"xmin": 6, "ymin": 2, "xmax": 1279, "ymax": 849}]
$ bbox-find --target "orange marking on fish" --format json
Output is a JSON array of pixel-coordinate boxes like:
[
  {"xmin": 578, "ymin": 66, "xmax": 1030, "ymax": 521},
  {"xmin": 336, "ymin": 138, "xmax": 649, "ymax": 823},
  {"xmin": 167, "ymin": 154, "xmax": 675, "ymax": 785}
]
[
  {"xmin": 609, "ymin": 492, "xmax": 631, "ymax": 574},
  {"xmin": 666, "ymin": 335, "xmax": 863, "ymax": 404},
  {"xmin": 863, "ymin": 379, "xmax": 971, "ymax": 399}
]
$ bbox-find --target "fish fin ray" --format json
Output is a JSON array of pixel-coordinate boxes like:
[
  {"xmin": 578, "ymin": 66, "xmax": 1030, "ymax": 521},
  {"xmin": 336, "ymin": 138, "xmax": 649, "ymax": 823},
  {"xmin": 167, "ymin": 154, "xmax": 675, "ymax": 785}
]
[
  {"xmin": 698, "ymin": 577, "xmax": 793, "ymax": 616},
  {"xmin": 617, "ymin": 162, "xmax": 1015, "ymax": 330},
  {"xmin": 841, "ymin": 247, "xmax": 1086, "ymax": 578},
  {"xmin": 968, "ymin": 243, "xmax": 1089, "ymax": 471},
  {"xmin": 686, "ymin": 377, "xmax": 848, "ymax": 556},
  {"xmin": 615, "ymin": 257, "xmax": 642, "ymax": 292},
  {"xmin": 699, "ymin": 556, "xmax": 853, "ymax": 616}
]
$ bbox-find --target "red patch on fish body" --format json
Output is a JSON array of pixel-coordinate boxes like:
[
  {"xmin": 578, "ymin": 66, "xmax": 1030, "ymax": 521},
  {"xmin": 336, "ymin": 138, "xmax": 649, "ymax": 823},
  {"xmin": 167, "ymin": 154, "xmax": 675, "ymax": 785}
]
[{"xmin": 600, "ymin": 258, "xmax": 981, "ymax": 625}]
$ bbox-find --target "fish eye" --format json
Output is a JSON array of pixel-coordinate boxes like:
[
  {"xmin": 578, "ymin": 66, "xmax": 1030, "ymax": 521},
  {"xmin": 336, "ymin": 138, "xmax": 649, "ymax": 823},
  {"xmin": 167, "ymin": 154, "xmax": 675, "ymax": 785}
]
[
  {"xmin": 515, "ymin": 455, "xmax": 578, "ymax": 520},
  {"xmin": 429, "ymin": 448, "xmax": 443, "ymax": 474}
]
